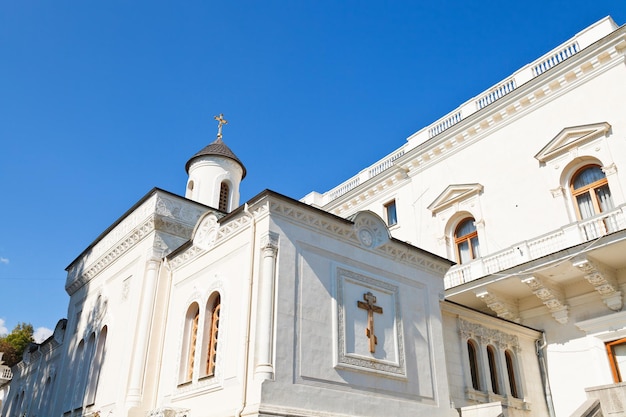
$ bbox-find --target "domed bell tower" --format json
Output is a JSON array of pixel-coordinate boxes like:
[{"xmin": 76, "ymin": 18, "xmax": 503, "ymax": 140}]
[{"xmin": 185, "ymin": 114, "xmax": 246, "ymax": 212}]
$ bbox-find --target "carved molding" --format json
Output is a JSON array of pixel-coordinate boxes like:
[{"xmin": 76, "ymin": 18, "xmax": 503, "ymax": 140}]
[
  {"xmin": 170, "ymin": 205, "xmax": 260, "ymax": 270},
  {"xmin": 269, "ymin": 200, "xmax": 449, "ymax": 276},
  {"xmin": 335, "ymin": 267, "xmax": 406, "ymax": 378},
  {"xmin": 550, "ymin": 186, "xmax": 564, "ymax": 198},
  {"xmin": 66, "ymin": 192, "xmax": 207, "ymax": 295},
  {"xmin": 521, "ymin": 275, "xmax": 569, "ymax": 324},
  {"xmin": 351, "ymin": 211, "xmax": 390, "ymax": 249},
  {"xmin": 475, "ymin": 289, "xmax": 519, "ymax": 322},
  {"xmin": 194, "ymin": 214, "xmax": 220, "ymax": 250},
  {"xmin": 572, "ymin": 256, "xmax": 622, "ymax": 311},
  {"xmin": 458, "ymin": 319, "xmax": 520, "ymax": 351},
  {"xmin": 602, "ymin": 163, "xmax": 618, "ymax": 176},
  {"xmin": 147, "ymin": 407, "xmax": 191, "ymax": 417},
  {"xmin": 261, "ymin": 231, "xmax": 280, "ymax": 252}
]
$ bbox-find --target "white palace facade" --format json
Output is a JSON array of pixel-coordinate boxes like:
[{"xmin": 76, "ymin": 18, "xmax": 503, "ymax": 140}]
[{"xmin": 4, "ymin": 15, "xmax": 626, "ymax": 417}]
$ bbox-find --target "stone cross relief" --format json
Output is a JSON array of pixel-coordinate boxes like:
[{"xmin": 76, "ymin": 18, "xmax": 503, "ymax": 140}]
[
  {"xmin": 214, "ymin": 113, "xmax": 228, "ymax": 140},
  {"xmin": 357, "ymin": 291, "xmax": 383, "ymax": 353}
]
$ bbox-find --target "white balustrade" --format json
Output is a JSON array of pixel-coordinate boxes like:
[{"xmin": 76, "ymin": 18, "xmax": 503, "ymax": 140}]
[{"xmin": 444, "ymin": 205, "xmax": 626, "ymax": 288}]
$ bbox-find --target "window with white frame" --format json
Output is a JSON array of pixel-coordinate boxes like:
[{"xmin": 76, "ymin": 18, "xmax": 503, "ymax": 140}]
[
  {"xmin": 180, "ymin": 303, "xmax": 200, "ymax": 384},
  {"xmin": 384, "ymin": 200, "xmax": 397, "ymax": 226},
  {"xmin": 179, "ymin": 293, "xmax": 222, "ymax": 385},
  {"xmin": 200, "ymin": 293, "xmax": 221, "ymax": 378}
]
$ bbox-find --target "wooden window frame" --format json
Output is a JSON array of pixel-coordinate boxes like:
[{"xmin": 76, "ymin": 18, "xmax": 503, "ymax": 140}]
[
  {"xmin": 570, "ymin": 164, "xmax": 610, "ymax": 219},
  {"xmin": 606, "ymin": 337, "xmax": 626, "ymax": 383},
  {"xmin": 487, "ymin": 345, "xmax": 500, "ymax": 395},
  {"xmin": 467, "ymin": 339, "xmax": 481, "ymax": 391},
  {"xmin": 219, "ymin": 182, "xmax": 230, "ymax": 212},
  {"xmin": 202, "ymin": 294, "xmax": 221, "ymax": 378},
  {"xmin": 505, "ymin": 349, "xmax": 520, "ymax": 399},
  {"xmin": 455, "ymin": 218, "xmax": 479, "ymax": 264}
]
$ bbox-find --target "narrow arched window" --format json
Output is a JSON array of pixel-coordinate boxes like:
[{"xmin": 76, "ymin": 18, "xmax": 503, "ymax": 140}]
[
  {"xmin": 219, "ymin": 182, "xmax": 230, "ymax": 212},
  {"xmin": 86, "ymin": 326, "xmax": 107, "ymax": 405},
  {"xmin": 40, "ymin": 376, "xmax": 53, "ymax": 414},
  {"xmin": 467, "ymin": 339, "xmax": 481, "ymax": 390},
  {"xmin": 487, "ymin": 345, "xmax": 500, "ymax": 395},
  {"xmin": 505, "ymin": 350, "xmax": 520, "ymax": 398},
  {"xmin": 571, "ymin": 165, "xmax": 613, "ymax": 219},
  {"xmin": 455, "ymin": 218, "xmax": 480, "ymax": 264},
  {"xmin": 201, "ymin": 293, "xmax": 221, "ymax": 378},
  {"xmin": 76, "ymin": 333, "xmax": 97, "ymax": 404},
  {"xmin": 70, "ymin": 340, "xmax": 85, "ymax": 409},
  {"xmin": 180, "ymin": 303, "xmax": 200, "ymax": 383}
]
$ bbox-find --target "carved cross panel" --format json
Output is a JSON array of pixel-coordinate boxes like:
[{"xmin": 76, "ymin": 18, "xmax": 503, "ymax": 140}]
[{"xmin": 357, "ymin": 292, "xmax": 383, "ymax": 353}]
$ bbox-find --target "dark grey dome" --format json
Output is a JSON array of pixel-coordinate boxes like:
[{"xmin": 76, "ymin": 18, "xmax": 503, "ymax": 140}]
[{"xmin": 185, "ymin": 137, "xmax": 247, "ymax": 179}]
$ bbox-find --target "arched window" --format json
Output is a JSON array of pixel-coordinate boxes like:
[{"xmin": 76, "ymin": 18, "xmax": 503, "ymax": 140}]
[
  {"xmin": 455, "ymin": 218, "xmax": 480, "ymax": 264},
  {"xmin": 571, "ymin": 165, "xmax": 614, "ymax": 220},
  {"xmin": 39, "ymin": 376, "xmax": 53, "ymax": 414},
  {"xmin": 505, "ymin": 349, "xmax": 520, "ymax": 398},
  {"xmin": 86, "ymin": 326, "xmax": 107, "ymax": 405},
  {"xmin": 219, "ymin": 182, "xmax": 230, "ymax": 212},
  {"xmin": 180, "ymin": 303, "xmax": 200, "ymax": 383},
  {"xmin": 467, "ymin": 339, "xmax": 481, "ymax": 390},
  {"xmin": 487, "ymin": 345, "xmax": 500, "ymax": 395},
  {"xmin": 69, "ymin": 340, "xmax": 85, "ymax": 410},
  {"xmin": 77, "ymin": 333, "xmax": 96, "ymax": 403},
  {"xmin": 201, "ymin": 293, "xmax": 221, "ymax": 378}
]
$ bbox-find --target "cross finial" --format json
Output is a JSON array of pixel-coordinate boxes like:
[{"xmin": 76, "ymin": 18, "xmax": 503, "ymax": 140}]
[{"xmin": 214, "ymin": 113, "xmax": 228, "ymax": 140}]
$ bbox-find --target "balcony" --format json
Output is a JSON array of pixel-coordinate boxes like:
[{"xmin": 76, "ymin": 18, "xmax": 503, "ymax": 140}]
[
  {"xmin": 445, "ymin": 205, "xmax": 626, "ymax": 289},
  {"xmin": 0, "ymin": 365, "xmax": 12, "ymax": 386},
  {"xmin": 583, "ymin": 382, "xmax": 626, "ymax": 416}
]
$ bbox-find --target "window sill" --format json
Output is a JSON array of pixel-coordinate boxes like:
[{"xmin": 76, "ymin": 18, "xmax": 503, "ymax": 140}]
[{"xmin": 466, "ymin": 388, "xmax": 530, "ymax": 410}]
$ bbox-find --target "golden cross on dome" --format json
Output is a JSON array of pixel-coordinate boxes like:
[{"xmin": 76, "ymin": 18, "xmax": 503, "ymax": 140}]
[{"xmin": 214, "ymin": 113, "xmax": 228, "ymax": 140}]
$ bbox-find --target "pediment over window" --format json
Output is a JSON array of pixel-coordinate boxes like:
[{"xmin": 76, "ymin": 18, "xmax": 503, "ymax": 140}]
[
  {"xmin": 535, "ymin": 122, "xmax": 611, "ymax": 163},
  {"xmin": 428, "ymin": 184, "xmax": 483, "ymax": 214}
]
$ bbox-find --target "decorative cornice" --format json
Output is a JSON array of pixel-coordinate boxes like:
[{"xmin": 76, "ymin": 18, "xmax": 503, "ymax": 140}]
[
  {"xmin": 66, "ymin": 192, "xmax": 206, "ymax": 295},
  {"xmin": 169, "ymin": 204, "xmax": 261, "ymax": 270},
  {"xmin": 521, "ymin": 275, "xmax": 569, "ymax": 324},
  {"xmin": 270, "ymin": 200, "xmax": 449, "ymax": 275},
  {"xmin": 322, "ymin": 30, "xmax": 626, "ymax": 213},
  {"xmin": 458, "ymin": 318, "xmax": 520, "ymax": 351},
  {"xmin": 572, "ymin": 256, "xmax": 622, "ymax": 311}
]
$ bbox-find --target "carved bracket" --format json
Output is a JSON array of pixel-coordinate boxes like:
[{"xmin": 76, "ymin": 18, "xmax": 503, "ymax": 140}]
[
  {"xmin": 521, "ymin": 275, "xmax": 569, "ymax": 324},
  {"xmin": 475, "ymin": 289, "xmax": 520, "ymax": 322},
  {"xmin": 572, "ymin": 256, "xmax": 622, "ymax": 311}
]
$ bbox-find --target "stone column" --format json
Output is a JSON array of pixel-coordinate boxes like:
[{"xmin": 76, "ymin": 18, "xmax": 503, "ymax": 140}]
[{"xmin": 254, "ymin": 232, "xmax": 279, "ymax": 380}]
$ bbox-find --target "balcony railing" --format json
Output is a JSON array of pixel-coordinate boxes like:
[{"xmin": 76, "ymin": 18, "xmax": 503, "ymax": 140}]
[
  {"xmin": 0, "ymin": 366, "xmax": 12, "ymax": 381},
  {"xmin": 444, "ymin": 205, "xmax": 626, "ymax": 289},
  {"xmin": 308, "ymin": 18, "xmax": 616, "ymax": 207}
]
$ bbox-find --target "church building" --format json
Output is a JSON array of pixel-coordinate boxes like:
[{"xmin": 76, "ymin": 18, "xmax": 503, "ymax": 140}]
[{"xmin": 4, "ymin": 15, "xmax": 626, "ymax": 417}]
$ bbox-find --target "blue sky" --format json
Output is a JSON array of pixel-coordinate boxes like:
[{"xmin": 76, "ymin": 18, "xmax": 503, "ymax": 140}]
[{"xmin": 1, "ymin": 1, "xmax": 625, "ymax": 337}]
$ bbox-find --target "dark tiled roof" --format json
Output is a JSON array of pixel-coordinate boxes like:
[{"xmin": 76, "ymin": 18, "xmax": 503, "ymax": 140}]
[{"xmin": 185, "ymin": 137, "xmax": 247, "ymax": 178}]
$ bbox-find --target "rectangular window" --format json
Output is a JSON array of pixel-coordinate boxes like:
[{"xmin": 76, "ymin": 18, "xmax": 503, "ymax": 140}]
[
  {"xmin": 384, "ymin": 200, "xmax": 397, "ymax": 226},
  {"xmin": 607, "ymin": 338, "xmax": 626, "ymax": 382}
]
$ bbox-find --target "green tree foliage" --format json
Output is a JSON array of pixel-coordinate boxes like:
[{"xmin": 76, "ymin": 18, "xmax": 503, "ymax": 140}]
[{"xmin": 0, "ymin": 323, "xmax": 34, "ymax": 367}]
